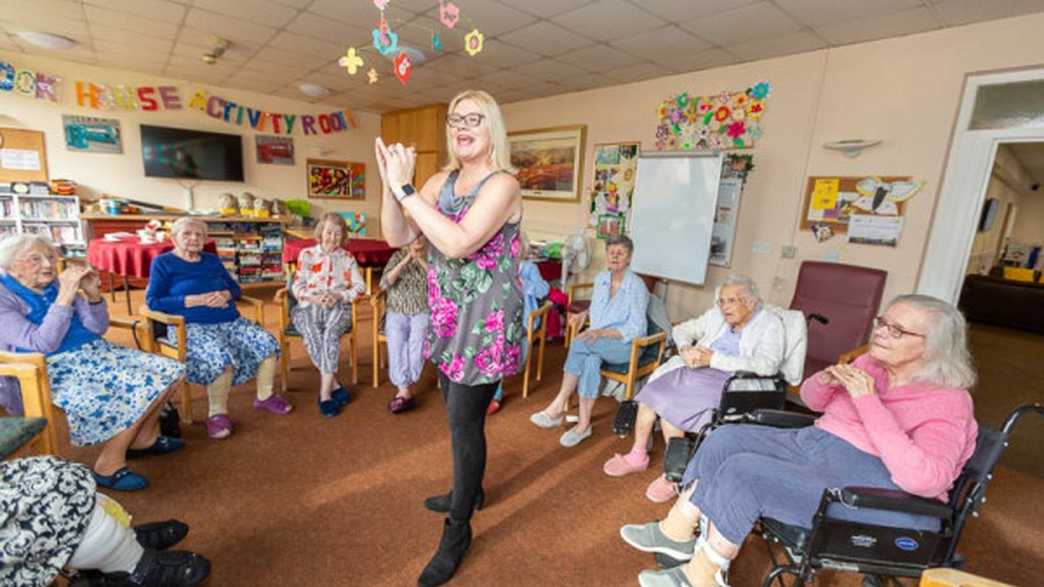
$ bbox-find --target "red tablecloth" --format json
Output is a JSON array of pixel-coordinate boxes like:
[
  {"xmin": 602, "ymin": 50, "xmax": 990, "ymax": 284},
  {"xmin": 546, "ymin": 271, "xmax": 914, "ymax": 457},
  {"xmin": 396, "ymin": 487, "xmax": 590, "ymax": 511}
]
[
  {"xmin": 87, "ymin": 237, "xmax": 216, "ymax": 278},
  {"xmin": 282, "ymin": 238, "xmax": 398, "ymax": 268}
]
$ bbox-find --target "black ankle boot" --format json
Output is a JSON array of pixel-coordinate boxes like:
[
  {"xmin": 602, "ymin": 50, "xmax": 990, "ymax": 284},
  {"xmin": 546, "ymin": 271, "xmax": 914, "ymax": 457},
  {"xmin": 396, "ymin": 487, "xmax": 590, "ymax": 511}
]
[
  {"xmin": 417, "ymin": 518, "xmax": 472, "ymax": 587},
  {"xmin": 423, "ymin": 489, "xmax": 485, "ymax": 514},
  {"xmin": 87, "ymin": 549, "xmax": 211, "ymax": 586}
]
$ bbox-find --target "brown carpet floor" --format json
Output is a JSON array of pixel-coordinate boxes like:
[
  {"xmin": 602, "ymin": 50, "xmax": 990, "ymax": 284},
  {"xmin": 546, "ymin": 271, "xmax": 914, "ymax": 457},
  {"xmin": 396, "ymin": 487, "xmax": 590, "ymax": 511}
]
[{"xmin": 48, "ymin": 288, "xmax": 1042, "ymax": 586}]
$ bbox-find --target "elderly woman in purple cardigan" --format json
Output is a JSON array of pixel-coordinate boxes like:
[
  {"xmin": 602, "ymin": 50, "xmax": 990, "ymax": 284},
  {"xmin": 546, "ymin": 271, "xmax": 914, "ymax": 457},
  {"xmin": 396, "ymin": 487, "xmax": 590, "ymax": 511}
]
[{"xmin": 0, "ymin": 235, "xmax": 186, "ymax": 492}]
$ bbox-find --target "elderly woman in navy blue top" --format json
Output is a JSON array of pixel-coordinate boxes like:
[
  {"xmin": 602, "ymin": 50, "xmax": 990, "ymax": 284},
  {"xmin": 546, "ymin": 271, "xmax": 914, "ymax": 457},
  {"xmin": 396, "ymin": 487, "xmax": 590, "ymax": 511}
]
[
  {"xmin": 0, "ymin": 235, "xmax": 186, "ymax": 491},
  {"xmin": 531, "ymin": 235, "xmax": 649, "ymax": 447},
  {"xmin": 146, "ymin": 217, "xmax": 287, "ymax": 441}
]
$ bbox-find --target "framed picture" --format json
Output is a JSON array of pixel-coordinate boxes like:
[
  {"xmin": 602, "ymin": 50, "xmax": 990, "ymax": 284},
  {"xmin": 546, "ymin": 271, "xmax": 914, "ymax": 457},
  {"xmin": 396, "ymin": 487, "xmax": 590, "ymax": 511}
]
[
  {"xmin": 307, "ymin": 158, "xmax": 366, "ymax": 200},
  {"xmin": 509, "ymin": 125, "xmax": 586, "ymax": 202},
  {"xmin": 256, "ymin": 135, "xmax": 294, "ymax": 165},
  {"xmin": 590, "ymin": 141, "xmax": 639, "ymax": 239},
  {"xmin": 596, "ymin": 213, "xmax": 625, "ymax": 239},
  {"xmin": 62, "ymin": 115, "xmax": 123, "ymax": 154}
]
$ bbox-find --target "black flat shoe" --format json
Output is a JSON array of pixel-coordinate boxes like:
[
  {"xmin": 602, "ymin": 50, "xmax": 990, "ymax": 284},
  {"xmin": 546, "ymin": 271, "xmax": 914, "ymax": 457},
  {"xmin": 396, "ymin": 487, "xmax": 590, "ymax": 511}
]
[
  {"xmin": 418, "ymin": 518, "xmax": 472, "ymax": 587},
  {"xmin": 134, "ymin": 520, "xmax": 189, "ymax": 551},
  {"xmin": 423, "ymin": 488, "xmax": 484, "ymax": 514},
  {"xmin": 82, "ymin": 549, "xmax": 210, "ymax": 586}
]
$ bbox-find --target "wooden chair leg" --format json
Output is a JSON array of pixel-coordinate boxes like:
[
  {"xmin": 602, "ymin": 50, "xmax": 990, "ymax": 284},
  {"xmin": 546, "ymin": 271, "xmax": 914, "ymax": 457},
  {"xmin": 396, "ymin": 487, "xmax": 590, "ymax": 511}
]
[
  {"xmin": 179, "ymin": 379, "xmax": 193, "ymax": 425},
  {"xmin": 280, "ymin": 341, "xmax": 290, "ymax": 393},
  {"xmin": 350, "ymin": 334, "xmax": 358, "ymax": 385},
  {"xmin": 536, "ymin": 333, "xmax": 546, "ymax": 383},
  {"xmin": 522, "ymin": 344, "xmax": 534, "ymax": 398},
  {"xmin": 372, "ymin": 336, "xmax": 380, "ymax": 388}
]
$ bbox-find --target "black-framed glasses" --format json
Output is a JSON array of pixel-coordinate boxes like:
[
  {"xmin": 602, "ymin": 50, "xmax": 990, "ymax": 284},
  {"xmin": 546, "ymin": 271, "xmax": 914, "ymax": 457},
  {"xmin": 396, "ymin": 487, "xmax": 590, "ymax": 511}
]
[
  {"xmin": 446, "ymin": 113, "xmax": 485, "ymax": 129},
  {"xmin": 874, "ymin": 316, "xmax": 925, "ymax": 339}
]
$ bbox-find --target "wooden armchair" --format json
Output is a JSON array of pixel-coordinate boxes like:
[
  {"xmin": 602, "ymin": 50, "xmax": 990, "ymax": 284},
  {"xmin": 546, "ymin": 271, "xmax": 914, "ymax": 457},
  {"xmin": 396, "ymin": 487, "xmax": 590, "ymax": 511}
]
[
  {"xmin": 273, "ymin": 285, "xmax": 361, "ymax": 393},
  {"xmin": 140, "ymin": 297, "xmax": 265, "ymax": 424},
  {"xmin": 564, "ymin": 281, "xmax": 594, "ymax": 348},
  {"xmin": 522, "ymin": 302, "xmax": 553, "ymax": 398},
  {"xmin": 369, "ymin": 287, "xmax": 388, "ymax": 388},
  {"xmin": 599, "ymin": 328, "xmax": 669, "ymax": 401}
]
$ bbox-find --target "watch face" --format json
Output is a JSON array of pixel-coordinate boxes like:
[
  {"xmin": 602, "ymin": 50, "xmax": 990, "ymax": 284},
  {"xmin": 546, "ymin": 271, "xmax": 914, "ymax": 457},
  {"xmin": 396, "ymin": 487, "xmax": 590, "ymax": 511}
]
[{"xmin": 402, "ymin": 184, "xmax": 416, "ymax": 196}]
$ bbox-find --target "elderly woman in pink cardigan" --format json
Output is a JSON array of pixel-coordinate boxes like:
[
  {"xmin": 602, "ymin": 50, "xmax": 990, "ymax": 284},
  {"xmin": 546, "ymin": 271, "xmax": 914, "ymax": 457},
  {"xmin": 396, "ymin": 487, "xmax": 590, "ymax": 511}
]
[{"xmin": 619, "ymin": 294, "xmax": 978, "ymax": 587}]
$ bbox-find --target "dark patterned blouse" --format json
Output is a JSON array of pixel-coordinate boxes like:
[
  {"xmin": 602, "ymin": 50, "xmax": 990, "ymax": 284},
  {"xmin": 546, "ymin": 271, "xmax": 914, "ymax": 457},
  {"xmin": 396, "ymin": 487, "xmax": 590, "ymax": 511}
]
[{"xmin": 380, "ymin": 248, "xmax": 429, "ymax": 316}]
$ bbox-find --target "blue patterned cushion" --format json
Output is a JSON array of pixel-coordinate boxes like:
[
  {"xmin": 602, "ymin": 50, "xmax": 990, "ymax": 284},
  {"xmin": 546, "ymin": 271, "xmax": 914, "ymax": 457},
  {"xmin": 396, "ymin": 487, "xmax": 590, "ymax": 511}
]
[
  {"xmin": 0, "ymin": 417, "xmax": 47, "ymax": 459},
  {"xmin": 602, "ymin": 320, "xmax": 664, "ymax": 374}
]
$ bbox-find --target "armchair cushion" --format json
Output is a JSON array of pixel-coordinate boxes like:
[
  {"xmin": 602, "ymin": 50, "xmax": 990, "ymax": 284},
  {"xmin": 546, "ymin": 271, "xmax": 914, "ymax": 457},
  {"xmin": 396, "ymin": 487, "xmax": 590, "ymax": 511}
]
[
  {"xmin": 603, "ymin": 343, "xmax": 661, "ymax": 374},
  {"xmin": 0, "ymin": 417, "xmax": 47, "ymax": 459}
]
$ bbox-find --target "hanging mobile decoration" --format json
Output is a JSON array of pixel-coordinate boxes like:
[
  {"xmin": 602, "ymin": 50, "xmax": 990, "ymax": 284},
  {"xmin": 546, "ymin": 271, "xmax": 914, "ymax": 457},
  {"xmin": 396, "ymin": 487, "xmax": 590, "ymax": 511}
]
[
  {"xmin": 373, "ymin": 0, "xmax": 389, "ymax": 9},
  {"xmin": 367, "ymin": 68, "xmax": 379, "ymax": 84},
  {"xmin": 372, "ymin": 12, "xmax": 398, "ymax": 56},
  {"xmin": 338, "ymin": 47, "xmax": 364, "ymax": 75},
  {"xmin": 393, "ymin": 52, "xmax": 413, "ymax": 85},
  {"xmin": 439, "ymin": 1, "xmax": 460, "ymax": 29},
  {"xmin": 432, "ymin": 32, "xmax": 443, "ymax": 53},
  {"xmin": 464, "ymin": 29, "xmax": 484, "ymax": 56}
]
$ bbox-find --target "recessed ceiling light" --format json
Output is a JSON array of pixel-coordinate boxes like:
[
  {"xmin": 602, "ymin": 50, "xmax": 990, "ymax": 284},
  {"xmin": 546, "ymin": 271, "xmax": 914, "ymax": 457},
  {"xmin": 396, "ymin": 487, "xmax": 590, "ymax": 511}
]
[
  {"xmin": 298, "ymin": 83, "xmax": 331, "ymax": 98},
  {"xmin": 16, "ymin": 31, "xmax": 77, "ymax": 50}
]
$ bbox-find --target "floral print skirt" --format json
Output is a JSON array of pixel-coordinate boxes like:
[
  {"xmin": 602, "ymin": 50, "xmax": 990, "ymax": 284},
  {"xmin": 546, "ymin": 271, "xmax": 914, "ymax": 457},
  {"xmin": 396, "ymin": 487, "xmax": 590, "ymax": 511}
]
[
  {"xmin": 0, "ymin": 456, "xmax": 96, "ymax": 587},
  {"xmin": 47, "ymin": 339, "xmax": 185, "ymax": 446},
  {"xmin": 184, "ymin": 318, "xmax": 279, "ymax": 386}
]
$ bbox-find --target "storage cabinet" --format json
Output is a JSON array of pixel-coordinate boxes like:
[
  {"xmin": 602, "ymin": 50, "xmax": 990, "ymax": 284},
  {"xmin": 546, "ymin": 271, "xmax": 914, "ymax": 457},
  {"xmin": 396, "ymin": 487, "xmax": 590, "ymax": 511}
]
[
  {"xmin": 381, "ymin": 103, "xmax": 448, "ymax": 189},
  {"xmin": 0, "ymin": 190, "xmax": 86, "ymax": 258}
]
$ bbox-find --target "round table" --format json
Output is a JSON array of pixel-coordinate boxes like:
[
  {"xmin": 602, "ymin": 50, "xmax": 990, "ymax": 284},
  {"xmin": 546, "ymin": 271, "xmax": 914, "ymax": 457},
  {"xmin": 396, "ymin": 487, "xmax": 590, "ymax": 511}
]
[
  {"xmin": 86, "ymin": 237, "xmax": 216, "ymax": 314},
  {"xmin": 282, "ymin": 238, "xmax": 398, "ymax": 292}
]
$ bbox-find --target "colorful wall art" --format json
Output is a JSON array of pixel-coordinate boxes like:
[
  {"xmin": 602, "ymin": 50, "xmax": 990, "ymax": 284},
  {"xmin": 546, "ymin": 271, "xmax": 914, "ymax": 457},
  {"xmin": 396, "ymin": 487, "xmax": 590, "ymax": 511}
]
[
  {"xmin": 509, "ymin": 125, "xmax": 586, "ymax": 202},
  {"xmin": 307, "ymin": 159, "xmax": 366, "ymax": 200},
  {"xmin": 589, "ymin": 142, "xmax": 639, "ymax": 239},
  {"xmin": 255, "ymin": 135, "xmax": 294, "ymax": 166},
  {"xmin": 655, "ymin": 81, "xmax": 771, "ymax": 151},
  {"xmin": 62, "ymin": 115, "xmax": 122, "ymax": 154}
]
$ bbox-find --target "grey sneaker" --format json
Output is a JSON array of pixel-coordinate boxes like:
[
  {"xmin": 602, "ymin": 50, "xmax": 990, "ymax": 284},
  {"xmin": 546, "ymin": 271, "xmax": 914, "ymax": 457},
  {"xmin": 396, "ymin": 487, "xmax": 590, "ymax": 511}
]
[
  {"xmin": 559, "ymin": 425, "xmax": 592, "ymax": 447},
  {"xmin": 638, "ymin": 566, "xmax": 694, "ymax": 587},
  {"xmin": 529, "ymin": 411, "xmax": 563, "ymax": 429},
  {"xmin": 619, "ymin": 522, "xmax": 696, "ymax": 560}
]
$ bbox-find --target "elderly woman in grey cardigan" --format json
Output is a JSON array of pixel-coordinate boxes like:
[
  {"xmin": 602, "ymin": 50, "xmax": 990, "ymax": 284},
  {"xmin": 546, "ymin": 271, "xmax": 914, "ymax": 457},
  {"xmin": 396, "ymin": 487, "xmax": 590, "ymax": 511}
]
[
  {"xmin": 603, "ymin": 274, "xmax": 786, "ymax": 503},
  {"xmin": 0, "ymin": 235, "xmax": 186, "ymax": 492}
]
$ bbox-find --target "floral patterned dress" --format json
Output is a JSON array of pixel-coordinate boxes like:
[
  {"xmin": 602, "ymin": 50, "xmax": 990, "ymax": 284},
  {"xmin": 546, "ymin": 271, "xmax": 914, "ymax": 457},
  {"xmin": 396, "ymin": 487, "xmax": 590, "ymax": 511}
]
[{"xmin": 425, "ymin": 170, "xmax": 525, "ymax": 386}]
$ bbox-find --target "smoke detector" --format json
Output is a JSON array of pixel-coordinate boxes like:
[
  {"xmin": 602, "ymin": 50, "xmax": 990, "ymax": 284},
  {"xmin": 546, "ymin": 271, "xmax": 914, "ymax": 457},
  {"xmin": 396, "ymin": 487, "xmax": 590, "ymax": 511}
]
[{"xmin": 202, "ymin": 38, "xmax": 230, "ymax": 65}]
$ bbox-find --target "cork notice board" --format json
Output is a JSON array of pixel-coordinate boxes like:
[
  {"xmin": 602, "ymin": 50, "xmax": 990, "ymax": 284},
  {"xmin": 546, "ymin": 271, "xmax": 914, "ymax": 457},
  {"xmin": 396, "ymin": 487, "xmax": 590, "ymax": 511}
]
[
  {"xmin": 0, "ymin": 127, "xmax": 49, "ymax": 183},
  {"xmin": 800, "ymin": 175, "xmax": 918, "ymax": 233}
]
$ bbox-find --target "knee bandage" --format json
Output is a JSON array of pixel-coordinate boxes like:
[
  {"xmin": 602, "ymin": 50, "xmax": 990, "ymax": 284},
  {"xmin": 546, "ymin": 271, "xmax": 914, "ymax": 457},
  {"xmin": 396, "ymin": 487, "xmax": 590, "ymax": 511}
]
[{"xmin": 68, "ymin": 495, "xmax": 143, "ymax": 574}]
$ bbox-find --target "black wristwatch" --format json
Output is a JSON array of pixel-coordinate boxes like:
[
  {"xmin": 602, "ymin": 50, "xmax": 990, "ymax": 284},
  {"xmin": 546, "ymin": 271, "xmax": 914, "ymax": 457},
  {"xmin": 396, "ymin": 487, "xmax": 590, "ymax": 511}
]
[{"xmin": 395, "ymin": 183, "xmax": 416, "ymax": 202}]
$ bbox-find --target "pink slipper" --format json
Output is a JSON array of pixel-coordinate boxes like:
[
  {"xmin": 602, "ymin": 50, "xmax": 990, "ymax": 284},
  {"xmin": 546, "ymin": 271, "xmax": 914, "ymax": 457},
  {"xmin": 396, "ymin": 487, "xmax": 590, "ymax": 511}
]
[
  {"xmin": 645, "ymin": 474, "xmax": 679, "ymax": 503},
  {"xmin": 253, "ymin": 393, "xmax": 293, "ymax": 415},
  {"xmin": 206, "ymin": 414, "xmax": 233, "ymax": 440},
  {"xmin": 603, "ymin": 452, "xmax": 649, "ymax": 477}
]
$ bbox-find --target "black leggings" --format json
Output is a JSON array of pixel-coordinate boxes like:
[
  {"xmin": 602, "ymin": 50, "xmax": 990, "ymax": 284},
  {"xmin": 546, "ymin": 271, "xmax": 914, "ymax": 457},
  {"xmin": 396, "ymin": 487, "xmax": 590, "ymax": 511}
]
[{"xmin": 439, "ymin": 373, "xmax": 498, "ymax": 521}]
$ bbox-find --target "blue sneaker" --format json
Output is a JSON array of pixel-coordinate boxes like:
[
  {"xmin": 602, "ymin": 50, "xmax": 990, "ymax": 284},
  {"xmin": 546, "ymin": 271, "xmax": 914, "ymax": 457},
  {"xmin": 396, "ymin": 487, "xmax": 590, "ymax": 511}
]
[
  {"xmin": 319, "ymin": 398, "xmax": 341, "ymax": 418},
  {"xmin": 93, "ymin": 467, "xmax": 149, "ymax": 491},
  {"xmin": 332, "ymin": 386, "xmax": 352, "ymax": 407}
]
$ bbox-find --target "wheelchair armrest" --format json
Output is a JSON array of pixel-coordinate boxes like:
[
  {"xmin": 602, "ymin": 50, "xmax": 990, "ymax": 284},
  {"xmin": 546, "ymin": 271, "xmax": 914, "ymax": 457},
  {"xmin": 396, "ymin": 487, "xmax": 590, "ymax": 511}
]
[
  {"xmin": 746, "ymin": 409, "xmax": 817, "ymax": 428},
  {"xmin": 838, "ymin": 486, "xmax": 952, "ymax": 519}
]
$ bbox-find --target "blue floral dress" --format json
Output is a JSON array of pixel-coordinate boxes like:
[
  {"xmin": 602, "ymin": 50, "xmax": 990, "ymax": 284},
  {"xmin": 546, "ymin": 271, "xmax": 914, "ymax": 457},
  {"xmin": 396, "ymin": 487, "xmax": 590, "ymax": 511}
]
[{"xmin": 425, "ymin": 170, "xmax": 525, "ymax": 386}]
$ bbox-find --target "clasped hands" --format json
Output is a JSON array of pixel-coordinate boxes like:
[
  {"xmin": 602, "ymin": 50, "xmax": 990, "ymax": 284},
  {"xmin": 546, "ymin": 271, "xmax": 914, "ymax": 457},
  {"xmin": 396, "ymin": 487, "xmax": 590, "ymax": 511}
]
[
  {"xmin": 374, "ymin": 138, "xmax": 416, "ymax": 194},
  {"xmin": 307, "ymin": 291, "xmax": 343, "ymax": 309},
  {"xmin": 186, "ymin": 290, "xmax": 232, "ymax": 309},
  {"xmin": 818, "ymin": 363, "xmax": 876, "ymax": 399},
  {"xmin": 680, "ymin": 345, "xmax": 713, "ymax": 369},
  {"xmin": 57, "ymin": 264, "xmax": 102, "ymax": 305}
]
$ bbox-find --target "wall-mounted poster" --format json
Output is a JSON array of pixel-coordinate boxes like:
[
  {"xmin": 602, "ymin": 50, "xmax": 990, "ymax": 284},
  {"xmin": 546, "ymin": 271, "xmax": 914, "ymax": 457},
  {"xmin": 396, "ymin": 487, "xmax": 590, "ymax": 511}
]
[
  {"xmin": 307, "ymin": 158, "xmax": 366, "ymax": 200},
  {"xmin": 509, "ymin": 125, "xmax": 586, "ymax": 202},
  {"xmin": 589, "ymin": 141, "xmax": 639, "ymax": 240},
  {"xmin": 62, "ymin": 115, "xmax": 122, "ymax": 154},
  {"xmin": 256, "ymin": 135, "xmax": 294, "ymax": 165},
  {"xmin": 800, "ymin": 175, "xmax": 924, "ymax": 233}
]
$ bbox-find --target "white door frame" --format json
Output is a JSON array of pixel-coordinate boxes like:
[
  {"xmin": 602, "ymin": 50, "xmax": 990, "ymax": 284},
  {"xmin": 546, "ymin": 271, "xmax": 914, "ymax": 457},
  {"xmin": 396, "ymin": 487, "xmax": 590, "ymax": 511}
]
[{"xmin": 919, "ymin": 68, "xmax": 1044, "ymax": 303}]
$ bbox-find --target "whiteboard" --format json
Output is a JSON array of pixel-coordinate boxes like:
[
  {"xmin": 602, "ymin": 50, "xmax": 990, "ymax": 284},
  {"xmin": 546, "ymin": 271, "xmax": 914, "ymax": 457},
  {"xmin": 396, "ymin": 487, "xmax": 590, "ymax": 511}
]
[{"xmin": 629, "ymin": 152, "xmax": 724, "ymax": 285}]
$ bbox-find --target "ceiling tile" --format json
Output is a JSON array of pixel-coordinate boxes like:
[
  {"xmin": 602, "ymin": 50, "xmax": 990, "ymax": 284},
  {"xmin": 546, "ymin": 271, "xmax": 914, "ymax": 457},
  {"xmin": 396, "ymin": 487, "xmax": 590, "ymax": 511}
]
[
  {"xmin": 552, "ymin": 0, "xmax": 667, "ymax": 42},
  {"xmin": 506, "ymin": 0, "xmax": 594, "ymax": 19},
  {"xmin": 609, "ymin": 25, "xmax": 713, "ymax": 61},
  {"xmin": 421, "ymin": 53, "xmax": 501, "ymax": 79},
  {"xmin": 472, "ymin": 39, "xmax": 542, "ymax": 68},
  {"xmin": 555, "ymin": 72, "xmax": 615, "ymax": 91},
  {"xmin": 632, "ymin": 0, "xmax": 760, "ymax": 22},
  {"xmin": 815, "ymin": 6, "xmax": 941, "ymax": 46},
  {"xmin": 249, "ymin": 46, "xmax": 313, "ymax": 67},
  {"xmin": 171, "ymin": 39, "xmax": 250, "ymax": 65},
  {"xmin": 602, "ymin": 62, "xmax": 673, "ymax": 84},
  {"xmin": 497, "ymin": 21, "xmax": 598, "ymax": 57},
  {"xmin": 0, "ymin": 0, "xmax": 83, "ymax": 21},
  {"xmin": 773, "ymin": 0, "xmax": 923, "ymax": 28},
  {"xmin": 555, "ymin": 44, "xmax": 646, "ymax": 72},
  {"xmin": 184, "ymin": 8, "xmax": 279, "ymax": 45},
  {"xmin": 398, "ymin": 16, "xmax": 466, "ymax": 53},
  {"xmin": 177, "ymin": 28, "xmax": 265, "ymax": 54},
  {"xmin": 267, "ymin": 30, "xmax": 345, "ymax": 59},
  {"xmin": 933, "ymin": 0, "xmax": 1044, "ymax": 27},
  {"xmin": 285, "ymin": 12, "xmax": 371, "ymax": 45},
  {"xmin": 726, "ymin": 30, "xmax": 827, "ymax": 61},
  {"xmin": 84, "ymin": 7, "xmax": 180, "ymax": 39},
  {"xmin": 84, "ymin": 0, "xmax": 185, "ymax": 24},
  {"xmin": 191, "ymin": 0, "xmax": 299, "ymax": 28},
  {"xmin": 512, "ymin": 59, "xmax": 592, "ymax": 83},
  {"xmin": 472, "ymin": 70, "xmax": 545, "ymax": 91},
  {"xmin": 417, "ymin": 0, "xmax": 539, "ymax": 37},
  {"xmin": 0, "ymin": 15, "xmax": 91, "ymax": 42},
  {"xmin": 308, "ymin": 0, "xmax": 414, "ymax": 25},
  {"xmin": 295, "ymin": 71, "xmax": 366, "ymax": 93},
  {"xmin": 271, "ymin": 0, "xmax": 312, "ymax": 7},
  {"xmin": 661, "ymin": 47, "xmax": 740, "ymax": 74},
  {"xmin": 90, "ymin": 29, "xmax": 175, "ymax": 54},
  {"xmin": 510, "ymin": 81, "xmax": 568, "ymax": 100},
  {"xmin": 681, "ymin": 2, "xmax": 804, "ymax": 46},
  {"xmin": 0, "ymin": 33, "xmax": 21, "ymax": 50}
]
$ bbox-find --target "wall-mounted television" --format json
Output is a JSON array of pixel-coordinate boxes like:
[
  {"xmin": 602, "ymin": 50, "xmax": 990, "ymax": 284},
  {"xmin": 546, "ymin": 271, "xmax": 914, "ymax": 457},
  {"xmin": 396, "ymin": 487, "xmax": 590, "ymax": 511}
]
[{"xmin": 141, "ymin": 124, "xmax": 244, "ymax": 182}]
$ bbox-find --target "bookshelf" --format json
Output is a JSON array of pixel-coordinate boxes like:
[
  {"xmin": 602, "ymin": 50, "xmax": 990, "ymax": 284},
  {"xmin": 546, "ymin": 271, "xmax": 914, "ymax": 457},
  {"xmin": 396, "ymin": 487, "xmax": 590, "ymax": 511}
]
[{"xmin": 0, "ymin": 188, "xmax": 86, "ymax": 258}]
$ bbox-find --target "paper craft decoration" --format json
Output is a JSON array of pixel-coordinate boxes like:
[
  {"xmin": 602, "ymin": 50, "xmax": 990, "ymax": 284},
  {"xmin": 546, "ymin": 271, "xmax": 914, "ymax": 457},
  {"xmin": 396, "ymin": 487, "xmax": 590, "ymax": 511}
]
[
  {"xmin": 655, "ymin": 81, "xmax": 770, "ymax": 151},
  {"xmin": 440, "ymin": 1, "xmax": 460, "ymax": 29},
  {"xmin": 338, "ymin": 47, "xmax": 364, "ymax": 75},
  {"xmin": 373, "ymin": 0, "xmax": 388, "ymax": 9},
  {"xmin": 801, "ymin": 176, "xmax": 922, "ymax": 234},
  {"xmin": 367, "ymin": 68, "xmax": 379, "ymax": 84},
  {"xmin": 589, "ymin": 142, "xmax": 639, "ymax": 240},
  {"xmin": 307, "ymin": 159, "xmax": 366, "ymax": 200},
  {"xmin": 62, "ymin": 115, "xmax": 123, "ymax": 154},
  {"xmin": 510, "ymin": 125, "xmax": 586, "ymax": 202},
  {"xmin": 372, "ymin": 26, "xmax": 398, "ymax": 55},
  {"xmin": 0, "ymin": 60, "xmax": 61, "ymax": 101},
  {"xmin": 393, "ymin": 52, "xmax": 414, "ymax": 85},
  {"xmin": 709, "ymin": 154, "xmax": 754, "ymax": 266},
  {"xmin": 464, "ymin": 29, "xmax": 484, "ymax": 56},
  {"xmin": 432, "ymin": 32, "xmax": 443, "ymax": 52},
  {"xmin": 256, "ymin": 135, "xmax": 294, "ymax": 166}
]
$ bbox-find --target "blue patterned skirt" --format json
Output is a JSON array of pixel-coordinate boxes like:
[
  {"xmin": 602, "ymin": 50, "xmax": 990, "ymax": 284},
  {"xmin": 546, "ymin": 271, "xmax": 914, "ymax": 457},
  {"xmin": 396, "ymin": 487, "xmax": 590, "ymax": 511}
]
[
  {"xmin": 47, "ymin": 339, "xmax": 185, "ymax": 446},
  {"xmin": 184, "ymin": 318, "xmax": 279, "ymax": 386}
]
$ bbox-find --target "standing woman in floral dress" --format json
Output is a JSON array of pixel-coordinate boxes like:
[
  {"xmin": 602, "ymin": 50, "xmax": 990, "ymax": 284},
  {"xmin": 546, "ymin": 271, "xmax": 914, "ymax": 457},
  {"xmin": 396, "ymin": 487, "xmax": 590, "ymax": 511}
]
[{"xmin": 377, "ymin": 89, "xmax": 523, "ymax": 587}]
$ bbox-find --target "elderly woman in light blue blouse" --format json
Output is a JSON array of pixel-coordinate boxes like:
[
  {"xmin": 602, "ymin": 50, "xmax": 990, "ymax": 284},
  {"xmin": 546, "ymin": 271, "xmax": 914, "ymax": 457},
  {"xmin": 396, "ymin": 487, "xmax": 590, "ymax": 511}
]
[{"xmin": 531, "ymin": 235, "xmax": 648, "ymax": 447}]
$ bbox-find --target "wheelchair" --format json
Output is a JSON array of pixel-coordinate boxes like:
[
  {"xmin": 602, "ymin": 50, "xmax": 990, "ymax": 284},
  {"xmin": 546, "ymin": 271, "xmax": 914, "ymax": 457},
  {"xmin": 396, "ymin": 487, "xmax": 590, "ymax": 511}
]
[{"xmin": 656, "ymin": 402, "xmax": 1043, "ymax": 586}]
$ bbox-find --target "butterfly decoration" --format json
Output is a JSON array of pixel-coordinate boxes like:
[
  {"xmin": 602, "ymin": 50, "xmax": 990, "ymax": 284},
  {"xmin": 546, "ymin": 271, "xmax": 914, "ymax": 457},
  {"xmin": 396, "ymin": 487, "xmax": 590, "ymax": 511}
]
[
  {"xmin": 852, "ymin": 177, "xmax": 925, "ymax": 216},
  {"xmin": 464, "ymin": 29, "xmax": 484, "ymax": 56},
  {"xmin": 393, "ymin": 52, "xmax": 413, "ymax": 85},
  {"xmin": 439, "ymin": 1, "xmax": 460, "ymax": 29}
]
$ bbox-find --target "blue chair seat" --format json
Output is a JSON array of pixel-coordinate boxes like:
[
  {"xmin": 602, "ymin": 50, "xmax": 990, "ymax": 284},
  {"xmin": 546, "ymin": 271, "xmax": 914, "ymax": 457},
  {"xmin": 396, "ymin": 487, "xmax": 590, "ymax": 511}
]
[{"xmin": 603, "ymin": 343, "xmax": 661, "ymax": 374}]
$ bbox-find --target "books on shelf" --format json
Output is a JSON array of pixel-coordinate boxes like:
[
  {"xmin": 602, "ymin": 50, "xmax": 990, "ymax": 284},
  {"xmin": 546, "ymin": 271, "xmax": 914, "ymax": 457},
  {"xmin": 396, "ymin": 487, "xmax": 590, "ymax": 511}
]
[{"xmin": 2, "ymin": 191, "xmax": 84, "ymax": 245}]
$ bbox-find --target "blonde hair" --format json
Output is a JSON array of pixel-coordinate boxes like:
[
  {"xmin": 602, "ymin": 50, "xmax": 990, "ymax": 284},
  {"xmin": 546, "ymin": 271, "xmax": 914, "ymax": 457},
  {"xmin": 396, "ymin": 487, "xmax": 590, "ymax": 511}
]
[
  {"xmin": 443, "ymin": 90, "xmax": 516, "ymax": 174},
  {"xmin": 313, "ymin": 212, "xmax": 349, "ymax": 246}
]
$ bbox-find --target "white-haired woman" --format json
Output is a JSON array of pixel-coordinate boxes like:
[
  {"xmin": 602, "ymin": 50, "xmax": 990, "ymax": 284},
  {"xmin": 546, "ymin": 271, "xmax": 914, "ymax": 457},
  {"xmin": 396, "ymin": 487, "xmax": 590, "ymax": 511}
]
[
  {"xmin": 604, "ymin": 274, "xmax": 785, "ymax": 503},
  {"xmin": 291, "ymin": 212, "xmax": 365, "ymax": 418},
  {"xmin": 0, "ymin": 235, "xmax": 186, "ymax": 491},
  {"xmin": 146, "ymin": 217, "xmax": 287, "ymax": 441},
  {"xmin": 377, "ymin": 89, "xmax": 524, "ymax": 586},
  {"xmin": 621, "ymin": 294, "xmax": 978, "ymax": 587}
]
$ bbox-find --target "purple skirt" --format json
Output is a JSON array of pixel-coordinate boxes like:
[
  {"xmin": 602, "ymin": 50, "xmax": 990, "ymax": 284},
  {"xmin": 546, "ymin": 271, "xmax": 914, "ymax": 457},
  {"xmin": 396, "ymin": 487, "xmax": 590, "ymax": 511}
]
[{"xmin": 635, "ymin": 366, "xmax": 731, "ymax": 432}]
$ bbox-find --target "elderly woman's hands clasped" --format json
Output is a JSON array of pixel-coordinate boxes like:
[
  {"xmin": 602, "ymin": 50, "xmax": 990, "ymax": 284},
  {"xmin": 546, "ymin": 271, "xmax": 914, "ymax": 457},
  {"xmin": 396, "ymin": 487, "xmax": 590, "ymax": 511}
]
[{"xmin": 823, "ymin": 363, "xmax": 877, "ymax": 399}]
